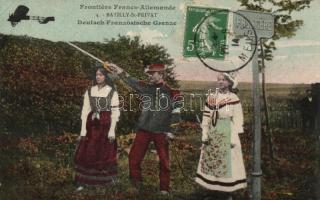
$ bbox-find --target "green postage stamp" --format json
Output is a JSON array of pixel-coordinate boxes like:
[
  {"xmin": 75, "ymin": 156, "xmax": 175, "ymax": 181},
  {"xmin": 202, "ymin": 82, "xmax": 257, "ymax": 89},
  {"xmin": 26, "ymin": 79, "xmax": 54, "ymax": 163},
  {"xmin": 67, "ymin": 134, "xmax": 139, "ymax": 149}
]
[{"xmin": 183, "ymin": 6, "xmax": 229, "ymax": 59}]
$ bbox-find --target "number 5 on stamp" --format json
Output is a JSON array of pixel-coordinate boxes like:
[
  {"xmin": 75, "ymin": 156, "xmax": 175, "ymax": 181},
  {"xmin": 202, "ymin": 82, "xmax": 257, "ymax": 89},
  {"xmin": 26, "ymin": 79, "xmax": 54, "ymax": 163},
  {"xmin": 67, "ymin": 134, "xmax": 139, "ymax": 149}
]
[{"xmin": 183, "ymin": 6, "xmax": 229, "ymax": 59}]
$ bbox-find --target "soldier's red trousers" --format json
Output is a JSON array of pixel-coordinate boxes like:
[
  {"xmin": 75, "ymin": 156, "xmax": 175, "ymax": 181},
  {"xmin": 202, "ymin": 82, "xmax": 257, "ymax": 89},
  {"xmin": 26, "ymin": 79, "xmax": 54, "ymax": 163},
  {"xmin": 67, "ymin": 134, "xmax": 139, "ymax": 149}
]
[{"xmin": 129, "ymin": 129, "xmax": 170, "ymax": 191}]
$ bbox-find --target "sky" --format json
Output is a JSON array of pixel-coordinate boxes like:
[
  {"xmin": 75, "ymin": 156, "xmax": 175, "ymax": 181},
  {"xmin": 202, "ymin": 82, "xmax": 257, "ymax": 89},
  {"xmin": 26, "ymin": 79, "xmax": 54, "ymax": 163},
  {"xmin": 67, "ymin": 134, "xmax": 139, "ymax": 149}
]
[{"xmin": 0, "ymin": 0, "xmax": 319, "ymax": 84}]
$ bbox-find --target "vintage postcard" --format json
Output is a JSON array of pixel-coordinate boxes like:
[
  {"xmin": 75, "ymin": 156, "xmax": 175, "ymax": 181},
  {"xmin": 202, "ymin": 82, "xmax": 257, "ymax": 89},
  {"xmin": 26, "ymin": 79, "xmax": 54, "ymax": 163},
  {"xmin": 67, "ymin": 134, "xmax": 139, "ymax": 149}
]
[{"xmin": 0, "ymin": 0, "xmax": 319, "ymax": 199}]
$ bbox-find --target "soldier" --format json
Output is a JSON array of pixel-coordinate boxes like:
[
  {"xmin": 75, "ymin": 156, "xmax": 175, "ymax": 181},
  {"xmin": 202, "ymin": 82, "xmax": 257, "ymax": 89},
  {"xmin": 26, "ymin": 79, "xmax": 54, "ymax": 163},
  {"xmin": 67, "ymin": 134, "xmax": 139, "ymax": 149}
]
[{"xmin": 108, "ymin": 63, "xmax": 182, "ymax": 195}]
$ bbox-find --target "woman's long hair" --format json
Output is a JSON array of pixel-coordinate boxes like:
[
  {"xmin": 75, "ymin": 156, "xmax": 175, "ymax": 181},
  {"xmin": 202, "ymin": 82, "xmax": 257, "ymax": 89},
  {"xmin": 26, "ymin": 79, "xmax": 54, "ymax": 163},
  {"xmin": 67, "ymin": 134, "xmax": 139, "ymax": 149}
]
[{"xmin": 93, "ymin": 67, "xmax": 116, "ymax": 90}]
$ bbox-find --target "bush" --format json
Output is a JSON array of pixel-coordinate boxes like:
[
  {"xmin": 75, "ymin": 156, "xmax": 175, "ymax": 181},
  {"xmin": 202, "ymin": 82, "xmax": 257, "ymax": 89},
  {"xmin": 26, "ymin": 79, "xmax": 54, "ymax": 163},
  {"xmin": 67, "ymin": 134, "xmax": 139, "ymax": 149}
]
[{"xmin": 0, "ymin": 34, "xmax": 177, "ymax": 135}]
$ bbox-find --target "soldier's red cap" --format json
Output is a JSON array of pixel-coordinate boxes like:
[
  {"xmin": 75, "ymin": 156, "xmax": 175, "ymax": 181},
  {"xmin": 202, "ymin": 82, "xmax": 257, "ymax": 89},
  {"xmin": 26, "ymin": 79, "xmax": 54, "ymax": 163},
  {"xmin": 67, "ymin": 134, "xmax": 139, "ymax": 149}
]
[{"xmin": 145, "ymin": 64, "xmax": 165, "ymax": 73}]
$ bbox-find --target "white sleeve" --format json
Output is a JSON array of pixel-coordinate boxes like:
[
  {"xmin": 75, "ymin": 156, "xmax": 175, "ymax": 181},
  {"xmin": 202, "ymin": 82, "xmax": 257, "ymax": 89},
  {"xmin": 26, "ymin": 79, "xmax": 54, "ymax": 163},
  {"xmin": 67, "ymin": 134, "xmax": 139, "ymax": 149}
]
[
  {"xmin": 233, "ymin": 102, "xmax": 244, "ymax": 134},
  {"xmin": 201, "ymin": 100, "xmax": 213, "ymax": 141},
  {"xmin": 108, "ymin": 91, "xmax": 120, "ymax": 138},
  {"xmin": 80, "ymin": 90, "xmax": 91, "ymax": 136}
]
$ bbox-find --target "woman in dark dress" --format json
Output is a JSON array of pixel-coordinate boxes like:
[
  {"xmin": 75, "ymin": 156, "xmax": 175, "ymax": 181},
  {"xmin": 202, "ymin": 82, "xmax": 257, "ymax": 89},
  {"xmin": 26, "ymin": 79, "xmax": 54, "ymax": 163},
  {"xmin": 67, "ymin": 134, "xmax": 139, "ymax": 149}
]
[{"xmin": 74, "ymin": 67, "xmax": 120, "ymax": 190}]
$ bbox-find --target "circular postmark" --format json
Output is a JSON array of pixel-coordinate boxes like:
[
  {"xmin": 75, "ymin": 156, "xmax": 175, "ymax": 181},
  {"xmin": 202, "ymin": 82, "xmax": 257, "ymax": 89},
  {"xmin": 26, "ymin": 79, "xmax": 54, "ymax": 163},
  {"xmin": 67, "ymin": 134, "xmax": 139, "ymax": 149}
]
[{"xmin": 193, "ymin": 9, "xmax": 258, "ymax": 72}]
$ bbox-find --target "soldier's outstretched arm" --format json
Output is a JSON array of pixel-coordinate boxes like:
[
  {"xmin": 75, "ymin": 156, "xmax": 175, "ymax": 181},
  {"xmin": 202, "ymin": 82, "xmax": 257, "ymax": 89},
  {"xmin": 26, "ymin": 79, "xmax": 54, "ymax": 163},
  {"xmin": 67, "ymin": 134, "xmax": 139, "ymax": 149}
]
[{"xmin": 108, "ymin": 63, "xmax": 146, "ymax": 93}]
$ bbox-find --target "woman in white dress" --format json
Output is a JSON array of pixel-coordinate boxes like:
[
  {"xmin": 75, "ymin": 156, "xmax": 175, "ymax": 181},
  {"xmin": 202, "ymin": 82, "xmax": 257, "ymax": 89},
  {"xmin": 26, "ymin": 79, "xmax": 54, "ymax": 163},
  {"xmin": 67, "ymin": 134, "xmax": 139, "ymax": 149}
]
[{"xmin": 195, "ymin": 73, "xmax": 246, "ymax": 199}]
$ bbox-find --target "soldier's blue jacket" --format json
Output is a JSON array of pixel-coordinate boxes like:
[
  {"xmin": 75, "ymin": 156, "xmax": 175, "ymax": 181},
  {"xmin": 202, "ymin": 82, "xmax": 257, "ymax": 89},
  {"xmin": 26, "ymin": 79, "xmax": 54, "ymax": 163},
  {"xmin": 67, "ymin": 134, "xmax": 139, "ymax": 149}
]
[{"xmin": 119, "ymin": 72, "xmax": 182, "ymax": 134}]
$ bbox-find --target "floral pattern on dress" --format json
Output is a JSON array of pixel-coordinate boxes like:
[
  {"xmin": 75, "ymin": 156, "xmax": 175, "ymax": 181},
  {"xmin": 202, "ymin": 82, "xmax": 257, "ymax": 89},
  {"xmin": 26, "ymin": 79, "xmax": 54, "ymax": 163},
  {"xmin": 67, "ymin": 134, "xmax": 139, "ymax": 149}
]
[{"xmin": 200, "ymin": 119, "xmax": 231, "ymax": 178}]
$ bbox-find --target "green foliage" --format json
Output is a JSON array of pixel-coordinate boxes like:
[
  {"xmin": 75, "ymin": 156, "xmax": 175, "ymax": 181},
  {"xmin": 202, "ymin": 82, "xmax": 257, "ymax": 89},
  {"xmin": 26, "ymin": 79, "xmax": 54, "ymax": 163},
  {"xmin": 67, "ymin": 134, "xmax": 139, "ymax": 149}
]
[
  {"xmin": 0, "ymin": 34, "xmax": 177, "ymax": 135},
  {"xmin": 0, "ymin": 34, "xmax": 91, "ymax": 135}
]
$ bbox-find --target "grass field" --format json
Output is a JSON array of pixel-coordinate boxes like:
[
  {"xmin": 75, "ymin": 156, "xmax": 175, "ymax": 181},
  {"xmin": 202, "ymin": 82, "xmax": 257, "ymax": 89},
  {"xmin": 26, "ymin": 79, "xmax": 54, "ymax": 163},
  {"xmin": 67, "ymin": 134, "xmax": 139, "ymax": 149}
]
[{"xmin": 0, "ymin": 122, "xmax": 317, "ymax": 200}]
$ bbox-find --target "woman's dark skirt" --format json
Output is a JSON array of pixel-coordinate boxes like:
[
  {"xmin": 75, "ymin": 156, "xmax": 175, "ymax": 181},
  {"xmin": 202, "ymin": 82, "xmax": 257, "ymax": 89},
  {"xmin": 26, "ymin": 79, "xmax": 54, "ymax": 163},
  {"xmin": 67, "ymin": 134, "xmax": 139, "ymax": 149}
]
[{"xmin": 74, "ymin": 111, "xmax": 117, "ymax": 186}]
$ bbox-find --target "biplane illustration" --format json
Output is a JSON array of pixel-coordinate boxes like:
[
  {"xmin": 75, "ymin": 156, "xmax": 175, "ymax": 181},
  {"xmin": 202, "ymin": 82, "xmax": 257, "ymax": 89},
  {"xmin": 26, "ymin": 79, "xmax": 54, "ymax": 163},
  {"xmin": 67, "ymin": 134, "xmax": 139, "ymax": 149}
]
[{"xmin": 8, "ymin": 5, "xmax": 55, "ymax": 27}]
